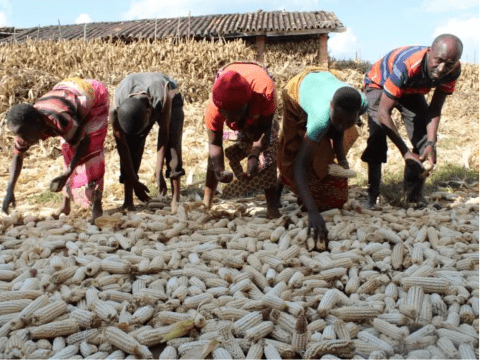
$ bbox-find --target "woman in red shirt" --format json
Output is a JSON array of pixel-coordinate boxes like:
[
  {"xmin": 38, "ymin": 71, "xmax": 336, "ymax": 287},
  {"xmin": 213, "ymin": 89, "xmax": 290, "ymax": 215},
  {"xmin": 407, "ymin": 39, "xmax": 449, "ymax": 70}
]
[{"xmin": 203, "ymin": 62, "xmax": 280, "ymax": 218}]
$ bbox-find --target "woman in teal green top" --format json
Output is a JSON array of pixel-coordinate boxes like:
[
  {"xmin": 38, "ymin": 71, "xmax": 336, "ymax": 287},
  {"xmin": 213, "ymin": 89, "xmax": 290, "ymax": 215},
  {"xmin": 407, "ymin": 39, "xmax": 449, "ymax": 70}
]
[{"xmin": 278, "ymin": 69, "xmax": 367, "ymax": 250}]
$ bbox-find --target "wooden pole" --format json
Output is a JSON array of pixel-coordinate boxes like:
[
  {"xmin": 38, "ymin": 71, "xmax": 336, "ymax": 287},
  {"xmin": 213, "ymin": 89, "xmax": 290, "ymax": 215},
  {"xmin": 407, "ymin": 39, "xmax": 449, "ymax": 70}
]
[
  {"xmin": 155, "ymin": 18, "xmax": 158, "ymax": 40},
  {"xmin": 256, "ymin": 35, "xmax": 266, "ymax": 63},
  {"xmin": 58, "ymin": 19, "xmax": 62, "ymax": 39},
  {"xmin": 84, "ymin": 23, "xmax": 87, "ymax": 41}
]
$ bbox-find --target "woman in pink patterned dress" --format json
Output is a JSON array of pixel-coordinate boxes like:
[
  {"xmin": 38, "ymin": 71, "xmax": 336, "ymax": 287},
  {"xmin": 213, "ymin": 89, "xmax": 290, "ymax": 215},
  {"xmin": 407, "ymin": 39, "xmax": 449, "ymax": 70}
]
[{"xmin": 2, "ymin": 77, "xmax": 109, "ymax": 223}]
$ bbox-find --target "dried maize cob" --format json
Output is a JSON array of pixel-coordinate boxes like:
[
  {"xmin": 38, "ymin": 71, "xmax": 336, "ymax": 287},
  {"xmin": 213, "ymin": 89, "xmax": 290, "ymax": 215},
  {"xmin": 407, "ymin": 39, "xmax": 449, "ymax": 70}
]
[
  {"xmin": 317, "ymin": 289, "xmax": 339, "ymax": 316},
  {"xmin": 372, "ymin": 318, "xmax": 408, "ymax": 340},
  {"xmin": 352, "ymin": 339, "xmax": 381, "ymax": 358},
  {"xmin": 51, "ymin": 344, "xmax": 79, "ymax": 359},
  {"xmin": 93, "ymin": 300, "xmax": 118, "ymax": 323},
  {"xmin": 70, "ymin": 309, "xmax": 102, "ymax": 328},
  {"xmin": 245, "ymin": 340, "xmax": 264, "ymax": 360},
  {"xmin": 458, "ymin": 343, "xmax": 476, "ymax": 360},
  {"xmin": 357, "ymin": 331, "xmax": 394, "ymax": 356},
  {"xmin": 104, "ymin": 327, "xmax": 152, "ymax": 358},
  {"xmin": 437, "ymin": 328, "xmax": 477, "ymax": 346},
  {"xmin": 392, "ymin": 242, "xmax": 404, "ymax": 270},
  {"xmin": 329, "ymin": 306, "xmax": 380, "ymax": 321},
  {"xmin": 30, "ymin": 320, "xmax": 79, "ymax": 339},
  {"xmin": 264, "ymin": 344, "xmax": 281, "ymax": 359},
  {"xmin": 245, "ymin": 321, "xmax": 274, "ymax": 342},
  {"xmin": 436, "ymin": 337, "xmax": 458, "ymax": 358},
  {"xmin": 404, "ymin": 325, "xmax": 436, "ymax": 350},
  {"xmin": 304, "ymin": 339, "xmax": 355, "ymax": 359},
  {"xmin": 269, "ymin": 309, "xmax": 296, "ymax": 333},
  {"xmin": 79, "ymin": 342, "xmax": 97, "ymax": 358},
  {"xmin": 401, "ymin": 277, "xmax": 451, "ymax": 294},
  {"xmin": 261, "ymin": 293, "xmax": 287, "ymax": 311},
  {"xmin": 52, "ymin": 267, "xmax": 78, "ymax": 284},
  {"xmin": 328, "ymin": 164, "xmax": 356, "ymax": 178},
  {"xmin": 0, "ymin": 299, "xmax": 32, "ymax": 315},
  {"xmin": 159, "ymin": 345, "xmax": 177, "ymax": 359},
  {"xmin": 184, "ymin": 293, "xmax": 214, "ymax": 309},
  {"xmin": 212, "ymin": 347, "xmax": 233, "ymax": 360},
  {"xmin": 233, "ymin": 311, "xmax": 263, "ymax": 337},
  {"xmin": 426, "ymin": 227, "xmax": 438, "ymax": 249},
  {"xmin": 104, "ymin": 350, "xmax": 125, "ymax": 359},
  {"xmin": 264, "ymin": 339, "xmax": 295, "ymax": 358},
  {"xmin": 31, "ymin": 300, "xmax": 67, "ymax": 325}
]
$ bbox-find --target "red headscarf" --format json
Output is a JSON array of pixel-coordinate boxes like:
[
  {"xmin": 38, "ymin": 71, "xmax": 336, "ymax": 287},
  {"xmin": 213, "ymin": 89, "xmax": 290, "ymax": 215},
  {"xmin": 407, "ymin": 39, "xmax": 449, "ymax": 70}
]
[{"xmin": 212, "ymin": 70, "xmax": 253, "ymax": 110}]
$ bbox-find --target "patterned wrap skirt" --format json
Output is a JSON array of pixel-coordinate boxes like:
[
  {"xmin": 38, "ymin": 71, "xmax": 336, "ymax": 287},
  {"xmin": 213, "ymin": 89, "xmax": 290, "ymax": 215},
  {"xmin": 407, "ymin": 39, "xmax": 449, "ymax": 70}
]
[{"xmin": 61, "ymin": 79, "xmax": 109, "ymax": 207}]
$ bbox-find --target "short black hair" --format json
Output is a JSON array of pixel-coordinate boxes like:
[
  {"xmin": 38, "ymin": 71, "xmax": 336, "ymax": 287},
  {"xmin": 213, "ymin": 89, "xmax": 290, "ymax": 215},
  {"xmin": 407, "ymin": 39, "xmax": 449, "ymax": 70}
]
[
  {"xmin": 332, "ymin": 86, "xmax": 362, "ymax": 112},
  {"xmin": 7, "ymin": 103, "xmax": 41, "ymax": 129},
  {"xmin": 117, "ymin": 97, "xmax": 149, "ymax": 135}
]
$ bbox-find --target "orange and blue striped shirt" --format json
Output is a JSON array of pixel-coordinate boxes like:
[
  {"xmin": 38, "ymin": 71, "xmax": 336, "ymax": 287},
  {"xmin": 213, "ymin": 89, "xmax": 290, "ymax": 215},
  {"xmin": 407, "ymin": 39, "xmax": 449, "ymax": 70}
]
[{"xmin": 364, "ymin": 46, "xmax": 461, "ymax": 100}]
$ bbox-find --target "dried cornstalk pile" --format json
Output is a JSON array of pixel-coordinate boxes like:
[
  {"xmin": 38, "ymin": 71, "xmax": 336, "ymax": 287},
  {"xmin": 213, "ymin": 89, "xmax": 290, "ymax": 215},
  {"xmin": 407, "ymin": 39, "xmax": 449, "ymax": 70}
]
[
  {"xmin": 0, "ymin": 39, "xmax": 478, "ymax": 174},
  {"xmin": 0, "ymin": 184, "xmax": 478, "ymax": 359}
]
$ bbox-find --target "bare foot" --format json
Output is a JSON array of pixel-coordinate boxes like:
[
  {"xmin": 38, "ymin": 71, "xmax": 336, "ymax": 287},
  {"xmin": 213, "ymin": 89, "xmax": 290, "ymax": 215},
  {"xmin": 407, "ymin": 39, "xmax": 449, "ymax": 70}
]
[
  {"xmin": 90, "ymin": 207, "xmax": 103, "ymax": 225},
  {"xmin": 170, "ymin": 200, "xmax": 179, "ymax": 214},
  {"xmin": 55, "ymin": 197, "xmax": 71, "ymax": 218},
  {"xmin": 121, "ymin": 203, "xmax": 136, "ymax": 212},
  {"xmin": 266, "ymin": 206, "xmax": 281, "ymax": 219},
  {"xmin": 90, "ymin": 190, "xmax": 103, "ymax": 224}
]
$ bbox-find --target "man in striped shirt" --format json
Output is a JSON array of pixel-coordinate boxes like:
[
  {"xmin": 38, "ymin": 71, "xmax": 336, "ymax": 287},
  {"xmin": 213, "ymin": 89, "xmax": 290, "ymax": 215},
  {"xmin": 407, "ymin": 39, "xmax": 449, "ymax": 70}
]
[{"xmin": 361, "ymin": 34, "xmax": 463, "ymax": 207}]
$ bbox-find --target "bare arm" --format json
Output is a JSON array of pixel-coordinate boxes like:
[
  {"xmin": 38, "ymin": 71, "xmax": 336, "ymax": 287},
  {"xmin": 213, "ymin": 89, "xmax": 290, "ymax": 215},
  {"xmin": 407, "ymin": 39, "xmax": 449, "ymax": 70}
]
[
  {"xmin": 250, "ymin": 113, "xmax": 274, "ymax": 156},
  {"xmin": 294, "ymin": 135, "xmax": 328, "ymax": 242},
  {"xmin": 426, "ymin": 89, "xmax": 446, "ymax": 142},
  {"xmin": 378, "ymin": 93, "xmax": 411, "ymax": 157},
  {"xmin": 208, "ymin": 128, "xmax": 225, "ymax": 173},
  {"xmin": 49, "ymin": 134, "xmax": 90, "ymax": 192},
  {"xmin": 332, "ymin": 133, "xmax": 348, "ymax": 167},
  {"xmin": 2, "ymin": 153, "xmax": 24, "ymax": 213},
  {"xmin": 244, "ymin": 113, "xmax": 274, "ymax": 179},
  {"xmin": 420, "ymin": 89, "xmax": 448, "ymax": 165}
]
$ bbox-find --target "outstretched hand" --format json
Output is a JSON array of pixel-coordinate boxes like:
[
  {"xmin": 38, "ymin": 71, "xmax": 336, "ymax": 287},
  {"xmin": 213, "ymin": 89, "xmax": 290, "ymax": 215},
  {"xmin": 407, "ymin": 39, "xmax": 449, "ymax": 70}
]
[
  {"xmin": 243, "ymin": 156, "xmax": 259, "ymax": 180},
  {"xmin": 50, "ymin": 174, "xmax": 69, "ymax": 193},
  {"xmin": 2, "ymin": 191, "xmax": 15, "ymax": 214},
  {"xmin": 133, "ymin": 181, "xmax": 151, "ymax": 202},
  {"xmin": 419, "ymin": 145, "xmax": 436, "ymax": 165},
  {"xmin": 307, "ymin": 210, "xmax": 328, "ymax": 248}
]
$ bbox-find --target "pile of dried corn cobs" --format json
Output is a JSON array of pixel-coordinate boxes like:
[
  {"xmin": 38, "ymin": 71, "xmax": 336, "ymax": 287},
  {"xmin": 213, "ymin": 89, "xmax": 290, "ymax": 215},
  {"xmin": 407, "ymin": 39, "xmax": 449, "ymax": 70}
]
[{"xmin": 0, "ymin": 189, "xmax": 478, "ymax": 359}]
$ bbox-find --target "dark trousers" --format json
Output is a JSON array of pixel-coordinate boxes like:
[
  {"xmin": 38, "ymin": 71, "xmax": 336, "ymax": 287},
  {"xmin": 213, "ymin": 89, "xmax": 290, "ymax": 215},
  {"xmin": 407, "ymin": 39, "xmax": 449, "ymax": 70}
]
[
  {"xmin": 361, "ymin": 87, "xmax": 431, "ymax": 164},
  {"xmin": 119, "ymin": 93, "xmax": 185, "ymax": 183}
]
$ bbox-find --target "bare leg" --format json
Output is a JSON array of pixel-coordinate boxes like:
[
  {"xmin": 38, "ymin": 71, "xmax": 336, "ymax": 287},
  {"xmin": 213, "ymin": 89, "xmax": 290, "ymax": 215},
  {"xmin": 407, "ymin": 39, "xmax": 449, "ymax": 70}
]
[
  {"xmin": 90, "ymin": 189, "xmax": 103, "ymax": 224},
  {"xmin": 274, "ymin": 181, "xmax": 284, "ymax": 208},
  {"xmin": 170, "ymin": 177, "xmax": 181, "ymax": 214},
  {"xmin": 55, "ymin": 194, "xmax": 71, "ymax": 217},
  {"xmin": 122, "ymin": 183, "xmax": 135, "ymax": 211},
  {"xmin": 265, "ymin": 186, "xmax": 281, "ymax": 219},
  {"xmin": 203, "ymin": 167, "xmax": 218, "ymax": 209}
]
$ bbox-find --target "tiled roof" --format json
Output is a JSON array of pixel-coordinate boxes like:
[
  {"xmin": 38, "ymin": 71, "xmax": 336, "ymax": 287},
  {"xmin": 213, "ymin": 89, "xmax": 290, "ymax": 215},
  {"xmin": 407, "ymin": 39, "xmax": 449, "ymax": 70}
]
[{"xmin": 3, "ymin": 10, "xmax": 344, "ymax": 42}]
